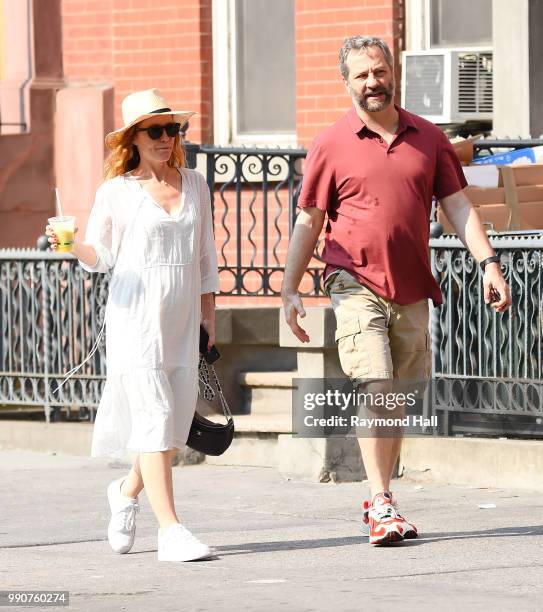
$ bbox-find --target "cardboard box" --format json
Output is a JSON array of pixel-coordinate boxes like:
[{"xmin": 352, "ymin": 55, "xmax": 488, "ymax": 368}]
[
  {"xmin": 464, "ymin": 186, "xmax": 505, "ymax": 206},
  {"xmin": 450, "ymin": 136, "xmax": 481, "ymax": 165},
  {"xmin": 464, "ymin": 185, "xmax": 543, "ymax": 206},
  {"xmin": 463, "ymin": 164, "xmax": 499, "ymax": 188},
  {"xmin": 439, "ymin": 161, "xmax": 543, "ymax": 234},
  {"xmin": 477, "ymin": 202, "xmax": 543, "ymax": 232},
  {"xmin": 437, "ymin": 201, "xmax": 543, "ymax": 233},
  {"xmin": 497, "ymin": 164, "xmax": 543, "ymax": 187}
]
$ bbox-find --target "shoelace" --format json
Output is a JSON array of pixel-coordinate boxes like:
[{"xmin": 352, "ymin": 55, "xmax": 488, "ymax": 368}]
[
  {"xmin": 370, "ymin": 496, "xmax": 400, "ymax": 521},
  {"xmin": 363, "ymin": 496, "xmax": 403, "ymax": 523},
  {"xmin": 112, "ymin": 503, "xmax": 139, "ymax": 531},
  {"xmin": 373, "ymin": 504, "xmax": 396, "ymax": 520}
]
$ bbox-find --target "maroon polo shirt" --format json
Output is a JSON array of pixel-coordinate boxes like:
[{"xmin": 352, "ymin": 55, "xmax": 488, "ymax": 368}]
[{"xmin": 298, "ymin": 106, "xmax": 467, "ymax": 306}]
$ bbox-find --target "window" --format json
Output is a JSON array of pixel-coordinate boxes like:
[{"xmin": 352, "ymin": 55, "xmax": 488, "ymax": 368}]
[
  {"xmin": 429, "ymin": 0, "xmax": 492, "ymax": 48},
  {"xmin": 213, "ymin": 0, "xmax": 296, "ymax": 146}
]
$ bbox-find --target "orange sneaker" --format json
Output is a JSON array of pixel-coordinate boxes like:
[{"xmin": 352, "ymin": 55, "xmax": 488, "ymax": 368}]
[{"xmin": 363, "ymin": 492, "xmax": 417, "ymax": 545}]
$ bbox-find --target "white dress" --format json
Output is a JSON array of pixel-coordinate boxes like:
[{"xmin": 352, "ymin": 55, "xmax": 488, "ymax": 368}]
[{"xmin": 79, "ymin": 167, "xmax": 220, "ymax": 458}]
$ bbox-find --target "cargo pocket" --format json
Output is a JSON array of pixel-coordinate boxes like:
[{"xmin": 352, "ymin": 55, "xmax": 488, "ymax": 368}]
[{"xmin": 334, "ymin": 317, "xmax": 371, "ymax": 379}]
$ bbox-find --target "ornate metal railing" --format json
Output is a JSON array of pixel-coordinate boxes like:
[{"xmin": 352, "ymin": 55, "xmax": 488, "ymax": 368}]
[
  {"xmin": 2, "ymin": 234, "xmax": 543, "ymax": 435},
  {"xmin": 473, "ymin": 138, "xmax": 543, "ymax": 158},
  {"xmin": 2, "ymin": 140, "xmax": 543, "ymax": 434},
  {"xmin": 0, "ymin": 250, "xmax": 108, "ymax": 420},
  {"xmin": 430, "ymin": 233, "xmax": 543, "ymax": 437},
  {"xmin": 185, "ymin": 143, "xmax": 325, "ymax": 296}
]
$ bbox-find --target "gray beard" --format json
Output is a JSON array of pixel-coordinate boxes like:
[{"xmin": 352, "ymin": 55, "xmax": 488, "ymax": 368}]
[
  {"xmin": 348, "ymin": 82, "xmax": 395, "ymax": 113},
  {"xmin": 357, "ymin": 91, "xmax": 394, "ymax": 112}
]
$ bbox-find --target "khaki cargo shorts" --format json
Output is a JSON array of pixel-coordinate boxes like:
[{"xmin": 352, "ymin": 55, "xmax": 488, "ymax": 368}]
[{"xmin": 325, "ymin": 269, "xmax": 431, "ymax": 385}]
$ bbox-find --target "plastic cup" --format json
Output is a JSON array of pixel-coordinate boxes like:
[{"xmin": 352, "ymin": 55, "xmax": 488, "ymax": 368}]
[{"xmin": 48, "ymin": 216, "xmax": 75, "ymax": 253}]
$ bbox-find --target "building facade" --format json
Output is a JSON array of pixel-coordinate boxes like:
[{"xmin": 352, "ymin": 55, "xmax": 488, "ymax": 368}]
[{"xmin": 1, "ymin": 0, "xmax": 542, "ymax": 304}]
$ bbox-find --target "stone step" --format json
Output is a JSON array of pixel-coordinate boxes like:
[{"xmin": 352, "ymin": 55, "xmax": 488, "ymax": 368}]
[
  {"xmin": 237, "ymin": 370, "xmax": 297, "ymax": 416},
  {"xmin": 207, "ymin": 413, "xmax": 365, "ymax": 482},
  {"xmin": 238, "ymin": 371, "xmax": 297, "ymax": 387},
  {"xmin": 206, "ymin": 413, "xmax": 291, "ymax": 469}
]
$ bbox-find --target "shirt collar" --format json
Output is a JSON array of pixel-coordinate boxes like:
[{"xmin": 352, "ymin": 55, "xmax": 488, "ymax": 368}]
[{"xmin": 346, "ymin": 104, "xmax": 418, "ymax": 137}]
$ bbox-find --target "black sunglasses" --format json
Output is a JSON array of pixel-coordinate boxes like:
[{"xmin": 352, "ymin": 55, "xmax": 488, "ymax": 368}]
[{"xmin": 135, "ymin": 122, "xmax": 181, "ymax": 140}]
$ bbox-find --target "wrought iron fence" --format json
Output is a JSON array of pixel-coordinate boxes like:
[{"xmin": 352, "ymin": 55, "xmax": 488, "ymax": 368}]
[
  {"xmin": 1, "ymin": 140, "xmax": 543, "ymax": 435},
  {"xmin": 185, "ymin": 143, "xmax": 324, "ymax": 296},
  {"xmin": 430, "ymin": 233, "xmax": 543, "ymax": 437},
  {"xmin": 473, "ymin": 138, "xmax": 543, "ymax": 157},
  {"xmin": 0, "ymin": 250, "xmax": 108, "ymax": 421}
]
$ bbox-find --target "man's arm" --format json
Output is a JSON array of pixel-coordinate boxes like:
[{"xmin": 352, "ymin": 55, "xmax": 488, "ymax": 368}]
[
  {"xmin": 439, "ymin": 189, "xmax": 512, "ymax": 312},
  {"xmin": 281, "ymin": 207, "xmax": 326, "ymax": 341}
]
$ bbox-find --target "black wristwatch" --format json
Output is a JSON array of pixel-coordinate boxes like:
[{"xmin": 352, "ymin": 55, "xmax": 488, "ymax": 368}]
[{"xmin": 479, "ymin": 255, "xmax": 500, "ymax": 271}]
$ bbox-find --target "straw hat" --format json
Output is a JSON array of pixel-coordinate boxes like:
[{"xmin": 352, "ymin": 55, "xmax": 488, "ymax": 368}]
[{"xmin": 105, "ymin": 88, "xmax": 195, "ymax": 148}]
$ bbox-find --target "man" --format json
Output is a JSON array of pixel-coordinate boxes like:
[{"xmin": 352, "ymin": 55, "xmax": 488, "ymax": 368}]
[{"xmin": 281, "ymin": 36, "xmax": 511, "ymax": 546}]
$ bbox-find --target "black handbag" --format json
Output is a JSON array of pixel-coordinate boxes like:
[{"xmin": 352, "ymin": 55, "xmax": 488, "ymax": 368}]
[{"xmin": 187, "ymin": 340, "xmax": 234, "ymax": 455}]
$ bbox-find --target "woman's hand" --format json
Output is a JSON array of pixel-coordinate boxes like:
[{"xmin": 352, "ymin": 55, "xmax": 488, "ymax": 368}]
[
  {"xmin": 201, "ymin": 293, "xmax": 216, "ymax": 350},
  {"xmin": 45, "ymin": 224, "xmax": 78, "ymax": 251},
  {"xmin": 45, "ymin": 224, "xmax": 59, "ymax": 250}
]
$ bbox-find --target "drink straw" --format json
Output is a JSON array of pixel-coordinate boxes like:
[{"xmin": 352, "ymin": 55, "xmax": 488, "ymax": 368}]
[{"xmin": 54, "ymin": 187, "xmax": 64, "ymax": 217}]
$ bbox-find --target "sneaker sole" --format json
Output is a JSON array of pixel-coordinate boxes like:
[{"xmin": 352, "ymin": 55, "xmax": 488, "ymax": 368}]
[
  {"xmin": 369, "ymin": 519, "xmax": 405, "ymax": 546},
  {"xmin": 158, "ymin": 548, "xmax": 213, "ymax": 562},
  {"xmin": 370, "ymin": 529, "xmax": 404, "ymax": 546},
  {"xmin": 108, "ymin": 525, "xmax": 135, "ymax": 554}
]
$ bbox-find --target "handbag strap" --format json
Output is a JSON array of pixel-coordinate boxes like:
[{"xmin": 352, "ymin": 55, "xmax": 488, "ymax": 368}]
[{"xmin": 198, "ymin": 356, "xmax": 233, "ymax": 421}]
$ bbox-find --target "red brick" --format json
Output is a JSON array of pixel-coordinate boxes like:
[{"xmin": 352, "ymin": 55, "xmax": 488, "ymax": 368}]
[{"xmin": 60, "ymin": 0, "xmax": 400, "ymax": 300}]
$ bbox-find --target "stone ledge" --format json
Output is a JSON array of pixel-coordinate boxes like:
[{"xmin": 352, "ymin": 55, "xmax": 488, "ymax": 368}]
[
  {"xmin": 233, "ymin": 414, "xmax": 292, "ymax": 433},
  {"xmin": 400, "ymin": 436, "xmax": 543, "ymax": 491},
  {"xmin": 237, "ymin": 371, "xmax": 297, "ymax": 388}
]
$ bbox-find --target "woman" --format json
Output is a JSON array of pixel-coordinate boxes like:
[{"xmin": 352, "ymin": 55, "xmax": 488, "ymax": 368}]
[{"xmin": 46, "ymin": 89, "xmax": 219, "ymax": 563}]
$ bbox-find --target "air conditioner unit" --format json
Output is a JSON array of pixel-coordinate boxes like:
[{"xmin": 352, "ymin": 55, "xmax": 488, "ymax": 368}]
[{"xmin": 401, "ymin": 49, "xmax": 493, "ymax": 124}]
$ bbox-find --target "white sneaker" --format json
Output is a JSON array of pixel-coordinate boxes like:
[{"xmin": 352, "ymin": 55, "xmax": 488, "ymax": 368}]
[
  {"xmin": 157, "ymin": 523, "xmax": 212, "ymax": 562},
  {"xmin": 107, "ymin": 477, "xmax": 139, "ymax": 554}
]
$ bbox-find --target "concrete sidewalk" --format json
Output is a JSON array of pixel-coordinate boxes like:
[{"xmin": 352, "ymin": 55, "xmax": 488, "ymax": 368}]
[{"xmin": 1, "ymin": 451, "xmax": 542, "ymax": 612}]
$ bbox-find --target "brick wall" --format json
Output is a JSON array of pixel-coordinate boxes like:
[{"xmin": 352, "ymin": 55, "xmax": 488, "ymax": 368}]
[
  {"xmin": 295, "ymin": 0, "xmax": 404, "ymax": 148},
  {"xmin": 61, "ymin": 0, "xmax": 213, "ymax": 143},
  {"xmin": 57, "ymin": 0, "xmax": 401, "ymax": 306},
  {"xmin": 62, "ymin": 0, "xmax": 114, "ymax": 83}
]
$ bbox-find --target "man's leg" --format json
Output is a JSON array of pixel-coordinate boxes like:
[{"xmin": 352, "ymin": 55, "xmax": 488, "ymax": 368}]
[
  {"xmin": 327, "ymin": 270, "xmax": 397, "ymax": 495},
  {"xmin": 356, "ymin": 379, "xmax": 399, "ymax": 497},
  {"xmin": 367, "ymin": 297, "xmax": 431, "ymax": 540},
  {"xmin": 359, "ymin": 297, "xmax": 430, "ymax": 498},
  {"xmin": 328, "ymin": 270, "xmax": 420, "ymax": 543}
]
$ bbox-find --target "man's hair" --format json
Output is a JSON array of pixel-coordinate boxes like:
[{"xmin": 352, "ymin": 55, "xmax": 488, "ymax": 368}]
[{"xmin": 338, "ymin": 36, "xmax": 394, "ymax": 80}]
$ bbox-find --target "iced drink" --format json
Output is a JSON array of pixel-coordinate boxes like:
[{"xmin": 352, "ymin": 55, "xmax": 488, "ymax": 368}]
[{"xmin": 48, "ymin": 216, "xmax": 75, "ymax": 253}]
